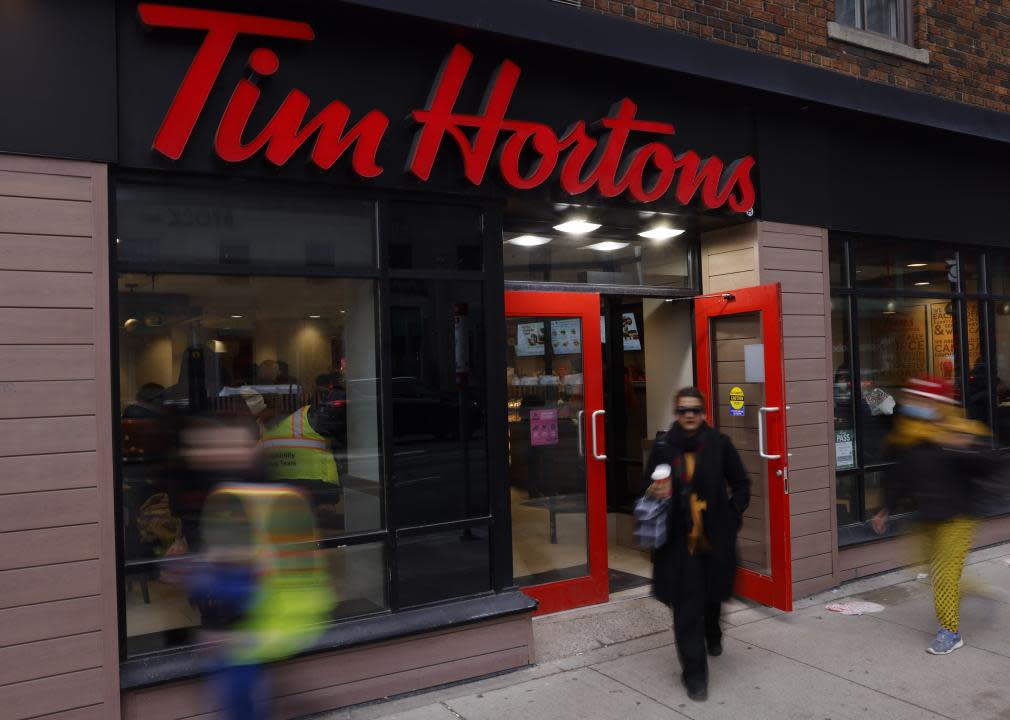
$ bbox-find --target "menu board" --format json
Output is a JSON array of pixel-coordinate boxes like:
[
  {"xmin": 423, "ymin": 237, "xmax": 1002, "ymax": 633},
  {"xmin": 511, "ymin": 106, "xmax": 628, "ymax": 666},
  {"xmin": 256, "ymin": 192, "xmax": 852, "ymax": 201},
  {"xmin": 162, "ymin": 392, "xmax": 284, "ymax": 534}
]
[
  {"xmin": 930, "ymin": 301, "xmax": 981, "ymax": 378},
  {"xmin": 550, "ymin": 318, "xmax": 582, "ymax": 355},
  {"xmin": 874, "ymin": 307, "xmax": 927, "ymax": 387},
  {"xmin": 515, "ymin": 322, "xmax": 546, "ymax": 357}
]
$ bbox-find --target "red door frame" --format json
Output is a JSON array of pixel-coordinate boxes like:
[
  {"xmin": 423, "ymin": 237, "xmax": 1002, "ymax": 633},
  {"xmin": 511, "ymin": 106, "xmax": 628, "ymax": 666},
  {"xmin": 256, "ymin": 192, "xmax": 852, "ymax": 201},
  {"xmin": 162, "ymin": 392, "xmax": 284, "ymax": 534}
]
[
  {"xmin": 694, "ymin": 283, "xmax": 793, "ymax": 611},
  {"xmin": 505, "ymin": 291, "xmax": 609, "ymax": 615}
]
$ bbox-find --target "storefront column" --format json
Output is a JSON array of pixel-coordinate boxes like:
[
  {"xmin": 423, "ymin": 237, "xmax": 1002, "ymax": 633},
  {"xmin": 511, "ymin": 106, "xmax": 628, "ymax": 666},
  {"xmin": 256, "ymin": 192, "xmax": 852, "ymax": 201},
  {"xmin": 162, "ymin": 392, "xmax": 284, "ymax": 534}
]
[
  {"xmin": 701, "ymin": 221, "xmax": 838, "ymax": 599},
  {"xmin": 0, "ymin": 154, "xmax": 120, "ymax": 718}
]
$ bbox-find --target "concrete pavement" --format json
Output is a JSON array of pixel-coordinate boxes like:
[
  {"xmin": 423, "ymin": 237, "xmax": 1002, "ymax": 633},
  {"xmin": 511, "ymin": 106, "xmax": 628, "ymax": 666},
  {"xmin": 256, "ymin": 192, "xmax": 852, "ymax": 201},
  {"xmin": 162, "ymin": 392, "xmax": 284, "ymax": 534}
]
[{"xmin": 312, "ymin": 542, "xmax": 1010, "ymax": 720}]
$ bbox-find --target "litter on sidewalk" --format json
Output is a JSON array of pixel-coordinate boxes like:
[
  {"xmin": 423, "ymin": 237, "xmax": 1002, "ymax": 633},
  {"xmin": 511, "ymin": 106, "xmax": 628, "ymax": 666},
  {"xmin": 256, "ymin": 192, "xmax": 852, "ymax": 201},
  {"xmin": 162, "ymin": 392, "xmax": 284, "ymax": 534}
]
[{"xmin": 825, "ymin": 601, "xmax": 886, "ymax": 615}]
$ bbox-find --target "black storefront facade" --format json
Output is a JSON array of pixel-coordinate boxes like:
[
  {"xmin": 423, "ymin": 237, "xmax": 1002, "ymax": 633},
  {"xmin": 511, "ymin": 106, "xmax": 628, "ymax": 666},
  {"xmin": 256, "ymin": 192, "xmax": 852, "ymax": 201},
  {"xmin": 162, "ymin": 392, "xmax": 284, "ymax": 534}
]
[{"xmin": 5, "ymin": 2, "xmax": 1010, "ymax": 718}]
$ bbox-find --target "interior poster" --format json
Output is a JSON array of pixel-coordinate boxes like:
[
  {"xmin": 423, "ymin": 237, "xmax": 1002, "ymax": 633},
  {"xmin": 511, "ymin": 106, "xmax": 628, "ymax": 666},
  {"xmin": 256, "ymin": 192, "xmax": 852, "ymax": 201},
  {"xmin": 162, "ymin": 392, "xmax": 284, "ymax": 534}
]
[
  {"xmin": 622, "ymin": 312, "xmax": 642, "ymax": 351},
  {"xmin": 530, "ymin": 408, "xmax": 559, "ymax": 446},
  {"xmin": 875, "ymin": 306, "xmax": 927, "ymax": 387},
  {"xmin": 551, "ymin": 318, "xmax": 582, "ymax": 355},
  {"xmin": 515, "ymin": 321, "xmax": 546, "ymax": 357},
  {"xmin": 929, "ymin": 301, "xmax": 981, "ymax": 378}
]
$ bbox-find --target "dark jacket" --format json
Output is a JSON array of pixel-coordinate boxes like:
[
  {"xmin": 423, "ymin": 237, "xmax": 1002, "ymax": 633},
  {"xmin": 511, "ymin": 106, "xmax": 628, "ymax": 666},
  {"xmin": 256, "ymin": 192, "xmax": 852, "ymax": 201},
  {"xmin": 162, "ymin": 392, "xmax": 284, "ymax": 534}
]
[
  {"xmin": 884, "ymin": 441, "xmax": 996, "ymax": 521},
  {"xmin": 645, "ymin": 422, "xmax": 750, "ymax": 605}
]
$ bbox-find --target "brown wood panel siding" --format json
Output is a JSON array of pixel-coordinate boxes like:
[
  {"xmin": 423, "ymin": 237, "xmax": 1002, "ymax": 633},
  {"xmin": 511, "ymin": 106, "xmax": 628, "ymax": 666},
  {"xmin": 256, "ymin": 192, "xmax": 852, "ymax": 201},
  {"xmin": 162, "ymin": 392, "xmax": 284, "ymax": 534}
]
[
  {"xmin": 792, "ymin": 573, "xmax": 836, "ymax": 599},
  {"xmin": 786, "ymin": 401, "xmax": 828, "ymax": 426},
  {"xmin": 763, "ymin": 247, "xmax": 823, "ymax": 272},
  {"xmin": 0, "ymin": 525, "xmax": 100, "ymax": 571},
  {"xmin": 0, "ymin": 170, "xmax": 93, "ymax": 201},
  {"xmin": 0, "ymin": 380, "xmax": 96, "ymax": 419},
  {"xmin": 785, "ymin": 358, "xmax": 827, "ymax": 381},
  {"xmin": 789, "ymin": 466, "xmax": 830, "ymax": 493},
  {"xmin": 787, "ymin": 423, "xmax": 829, "ymax": 448},
  {"xmin": 0, "ymin": 560, "xmax": 102, "ymax": 609},
  {"xmin": 123, "ymin": 613, "xmax": 535, "ymax": 720},
  {"xmin": 0, "ymin": 196, "xmax": 92, "ymax": 237},
  {"xmin": 700, "ymin": 223, "xmax": 760, "ymax": 297},
  {"xmin": 780, "ymin": 292, "xmax": 825, "ymax": 316},
  {"xmin": 0, "ymin": 308, "xmax": 96, "ymax": 344},
  {"xmin": 0, "ymin": 235, "xmax": 95, "ymax": 272},
  {"xmin": 792, "ymin": 552, "xmax": 833, "ymax": 581},
  {"xmin": 762, "ymin": 269, "xmax": 824, "ymax": 293},
  {"xmin": 790, "ymin": 488, "xmax": 831, "ymax": 515},
  {"xmin": 0, "ymin": 345, "xmax": 95, "ymax": 381},
  {"xmin": 0, "ymin": 451, "xmax": 97, "ymax": 494},
  {"xmin": 0, "ymin": 155, "xmax": 116, "ymax": 717},
  {"xmin": 0, "ymin": 596, "xmax": 102, "ymax": 647},
  {"xmin": 0, "ymin": 632, "xmax": 102, "ymax": 687},
  {"xmin": 784, "ymin": 336, "xmax": 826, "ymax": 359},
  {"xmin": 791, "ymin": 531, "xmax": 833, "ymax": 560},
  {"xmin": 0, "ymin": 488, "xmax": 99, "ymax": 532},
  {"xmin": 0, "ymin": 667, "xmax": 104, "ymax": 720},
  {"xmin": 0, "ymin": 416, "xmax": 97, "ymax": 456},
  {"xmin": 757, "ymin": 222, "xmax": 838, "ymax": 598},
  {"xmin": 0, "ymin": 270, "xmax": 94, "ymax": 308}
]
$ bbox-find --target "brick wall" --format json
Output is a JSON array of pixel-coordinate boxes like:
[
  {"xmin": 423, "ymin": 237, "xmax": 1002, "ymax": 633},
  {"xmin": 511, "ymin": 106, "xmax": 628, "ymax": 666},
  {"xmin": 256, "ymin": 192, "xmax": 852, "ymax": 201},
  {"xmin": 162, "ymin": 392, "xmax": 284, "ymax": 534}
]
[{"xmin": 581, "ymin": 1, "xmax": 1010, "ymax": 113}]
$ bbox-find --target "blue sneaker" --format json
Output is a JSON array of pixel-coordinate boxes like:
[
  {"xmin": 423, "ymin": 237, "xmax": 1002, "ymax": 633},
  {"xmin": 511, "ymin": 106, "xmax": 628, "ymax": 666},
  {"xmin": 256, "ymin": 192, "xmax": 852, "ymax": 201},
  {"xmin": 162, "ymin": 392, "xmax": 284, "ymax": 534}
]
[{"xmin": 927, "ymin": 629, "xmax": 964, "ymax": 655}]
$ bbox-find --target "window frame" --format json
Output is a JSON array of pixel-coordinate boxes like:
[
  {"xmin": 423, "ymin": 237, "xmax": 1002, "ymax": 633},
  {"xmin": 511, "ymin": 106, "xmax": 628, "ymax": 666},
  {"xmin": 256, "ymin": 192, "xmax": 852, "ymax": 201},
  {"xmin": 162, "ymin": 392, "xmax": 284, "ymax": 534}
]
[
  {"xmin": 111, "ymin": 172, "xmax": 507, "ymax": 661},
  {"xmin": 836, "ymin": 0, "xmax": 914, "ymax": 45},
  {"xmin": 829, "ymin": 232, "xmax": 1008, "ymax": 546}
]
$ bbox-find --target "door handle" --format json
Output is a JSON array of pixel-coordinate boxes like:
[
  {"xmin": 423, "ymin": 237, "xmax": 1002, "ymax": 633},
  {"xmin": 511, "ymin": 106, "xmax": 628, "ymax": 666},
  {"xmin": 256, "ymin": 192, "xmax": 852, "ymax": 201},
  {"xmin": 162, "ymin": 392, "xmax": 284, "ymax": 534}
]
[
  {"xmin": 591, "ymin": 409, "xmax": 606, "ymax": 460},
  {"xmin": 757, "ymin": 406, "xmax": 782, "ymax": 460},
  {"xmin": 577, "ymin": 410, "xmax": 585, "ymax": 457}
]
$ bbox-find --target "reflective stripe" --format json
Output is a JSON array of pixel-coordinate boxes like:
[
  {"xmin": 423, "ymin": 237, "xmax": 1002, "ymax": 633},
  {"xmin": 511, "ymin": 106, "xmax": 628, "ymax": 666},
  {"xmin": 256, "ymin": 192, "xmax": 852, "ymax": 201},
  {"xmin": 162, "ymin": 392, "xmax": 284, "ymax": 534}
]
[
  {"xmin": 293, "ymin": 407, "xmax": 303, "ymax": 438},
  {"xmin": 260, "ymin": 438, "xmax": 328, "ymax": 451}
]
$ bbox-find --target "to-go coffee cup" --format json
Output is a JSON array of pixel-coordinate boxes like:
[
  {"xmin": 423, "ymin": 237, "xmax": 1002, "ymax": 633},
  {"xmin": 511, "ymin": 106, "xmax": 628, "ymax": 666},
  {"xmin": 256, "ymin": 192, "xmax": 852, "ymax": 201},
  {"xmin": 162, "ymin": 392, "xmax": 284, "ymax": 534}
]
[{"xmin": 650, "ymin": 463, "xmax": 672, "ymax": 498}]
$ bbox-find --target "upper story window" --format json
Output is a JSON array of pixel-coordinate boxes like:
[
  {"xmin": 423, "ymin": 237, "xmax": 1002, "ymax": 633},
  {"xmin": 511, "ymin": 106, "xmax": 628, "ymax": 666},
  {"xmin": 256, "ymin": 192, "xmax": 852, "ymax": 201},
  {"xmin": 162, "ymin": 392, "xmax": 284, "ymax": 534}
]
[{"xmin": 836, "ymin": 0, "xmax": 911, "ymax": 43}]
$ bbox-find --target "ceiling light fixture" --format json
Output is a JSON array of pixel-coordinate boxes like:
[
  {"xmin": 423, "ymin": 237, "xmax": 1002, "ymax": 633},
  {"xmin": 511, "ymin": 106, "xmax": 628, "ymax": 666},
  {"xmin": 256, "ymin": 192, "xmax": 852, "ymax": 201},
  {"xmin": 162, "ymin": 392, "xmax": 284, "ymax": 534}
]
[
  {"xmin": 508, "ymin": 235, "xmax": 552, "ymax": 247},
  {"xmin": 583, "ymin": 241, "xmax": 629, "ymax": 252},
  {"xmin": 553, "ymin": 219, "xmax": 601, "ymax": 234},
  {"xmin": 907, "ymin": 263, "xmax": 927, "ymax": 268},
  {"xmin": 308, "ymin": 314, "xmax": 321, "ymax": 319},
  {"xmin": 638, "ymin": 226, "xmax": 685, "ymax": 241},
  {"xmin": 230, "ymin": 314, "xmax": 243, "ymax": 319},
  {"xmin": 914, "ymin": 281, "xmax": 930, "ymax": 286}
]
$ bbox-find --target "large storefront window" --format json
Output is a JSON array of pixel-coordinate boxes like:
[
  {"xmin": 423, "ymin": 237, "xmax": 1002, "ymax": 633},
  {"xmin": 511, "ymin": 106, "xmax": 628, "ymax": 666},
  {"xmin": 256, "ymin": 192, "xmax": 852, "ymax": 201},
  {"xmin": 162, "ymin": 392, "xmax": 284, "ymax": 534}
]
[
  {"xmin": 830, "ymin": 234, "xmax": 999, "ymax": 540},
  {"xmin": 115, "ymin": 180, "xmax": 495, "ymax": 658}
]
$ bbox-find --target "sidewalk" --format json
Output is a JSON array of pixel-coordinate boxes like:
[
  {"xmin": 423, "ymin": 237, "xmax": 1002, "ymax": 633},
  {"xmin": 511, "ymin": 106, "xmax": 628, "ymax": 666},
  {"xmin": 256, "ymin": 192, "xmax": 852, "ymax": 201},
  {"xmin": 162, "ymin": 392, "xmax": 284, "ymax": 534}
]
[{"xmin": 314, "ymin": 542, "xmax": 1010, "ymax": 720}]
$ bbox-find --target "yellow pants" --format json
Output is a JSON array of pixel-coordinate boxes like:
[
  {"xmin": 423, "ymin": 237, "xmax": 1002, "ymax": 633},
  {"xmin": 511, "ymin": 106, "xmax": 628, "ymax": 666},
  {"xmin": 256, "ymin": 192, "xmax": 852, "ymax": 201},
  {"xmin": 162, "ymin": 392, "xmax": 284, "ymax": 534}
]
[{"xmin": 922, "ymin": 517, "xmax": 978, "ymax": 632}]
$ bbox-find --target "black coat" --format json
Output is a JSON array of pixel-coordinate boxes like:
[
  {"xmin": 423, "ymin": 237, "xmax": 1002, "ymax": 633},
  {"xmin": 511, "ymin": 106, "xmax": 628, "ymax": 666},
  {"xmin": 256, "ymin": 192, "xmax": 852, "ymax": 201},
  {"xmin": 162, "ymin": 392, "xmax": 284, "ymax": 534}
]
[{"xmin": 645, "ymin": 423, "xmax": 750, "ymax": 605}]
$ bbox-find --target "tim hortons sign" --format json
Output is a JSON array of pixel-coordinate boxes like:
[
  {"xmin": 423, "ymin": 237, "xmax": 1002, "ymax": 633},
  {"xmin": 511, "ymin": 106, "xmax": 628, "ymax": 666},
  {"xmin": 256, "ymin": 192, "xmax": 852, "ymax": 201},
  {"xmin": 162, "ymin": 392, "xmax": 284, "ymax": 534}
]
[{"xmin": 139, "ymin": 3, "xmax": 757, "ymax": 212}]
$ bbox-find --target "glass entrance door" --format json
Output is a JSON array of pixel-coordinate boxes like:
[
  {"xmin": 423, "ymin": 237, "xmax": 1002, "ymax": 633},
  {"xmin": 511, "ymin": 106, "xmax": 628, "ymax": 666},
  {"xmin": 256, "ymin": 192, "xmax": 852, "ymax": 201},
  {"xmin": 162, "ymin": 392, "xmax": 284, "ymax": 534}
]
[
  {"xmin": 694, "ymin": 284, "xmax": 793, "ymax": 611},
  {"xmin": 505, "ymin": 291, "xmax": 608, "ymax": 614}
]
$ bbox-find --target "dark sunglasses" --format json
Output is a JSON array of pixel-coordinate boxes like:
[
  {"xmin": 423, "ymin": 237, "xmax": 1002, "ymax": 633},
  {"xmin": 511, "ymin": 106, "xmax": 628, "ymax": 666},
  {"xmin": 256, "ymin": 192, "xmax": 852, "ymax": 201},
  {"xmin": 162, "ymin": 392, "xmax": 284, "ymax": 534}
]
[{"xmin": 675, "ymin": 406, "xmax": 704, "ymax": 416}]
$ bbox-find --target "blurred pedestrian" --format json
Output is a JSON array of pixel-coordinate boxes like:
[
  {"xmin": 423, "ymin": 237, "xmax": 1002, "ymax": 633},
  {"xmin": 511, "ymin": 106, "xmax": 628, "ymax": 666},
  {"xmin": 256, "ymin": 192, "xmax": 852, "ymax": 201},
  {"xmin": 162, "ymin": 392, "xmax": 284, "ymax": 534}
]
[
  {"xmin": 872, "ymin": 376, "xmax": 993, "ymax": 655},
  {"xmin": 643, "ymin": 387, "xmax": 750, "ymax": 701}
]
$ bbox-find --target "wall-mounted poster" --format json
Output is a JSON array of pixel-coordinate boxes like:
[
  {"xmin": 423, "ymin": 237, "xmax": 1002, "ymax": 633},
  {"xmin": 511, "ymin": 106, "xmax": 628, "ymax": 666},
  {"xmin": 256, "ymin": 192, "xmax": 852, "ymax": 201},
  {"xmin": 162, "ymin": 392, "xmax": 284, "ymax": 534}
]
[
  {"xmin": 622, "ymin": 312, "xmax": 641, "ymax": 351},
  {"xmin": 551, "ymin": 318, "xmax": 582, "ymax": 355},
  {"xmin": 515, "ymin": 322, "xmax": 545, "ymax": 357},
  {"xmin": 530, "ymin": 408, "xmax": 559, "ymax": 446}
]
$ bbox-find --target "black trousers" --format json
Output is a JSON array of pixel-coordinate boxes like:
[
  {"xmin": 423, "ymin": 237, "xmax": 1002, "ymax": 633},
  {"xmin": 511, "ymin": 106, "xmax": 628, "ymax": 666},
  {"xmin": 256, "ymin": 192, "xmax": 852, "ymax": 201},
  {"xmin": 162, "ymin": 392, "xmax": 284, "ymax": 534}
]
[{"xmin": 672, "ymin": 550, "xmax": 722, "ymax": 684}]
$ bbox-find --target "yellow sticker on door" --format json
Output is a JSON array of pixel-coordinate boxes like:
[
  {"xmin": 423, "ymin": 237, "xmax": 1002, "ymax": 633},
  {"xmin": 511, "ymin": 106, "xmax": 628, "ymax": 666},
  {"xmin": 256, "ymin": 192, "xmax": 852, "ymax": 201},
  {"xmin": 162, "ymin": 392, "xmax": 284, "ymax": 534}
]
[{"xmin": 729, "ymin": 386, "xmax": 745, "ymax": 416}]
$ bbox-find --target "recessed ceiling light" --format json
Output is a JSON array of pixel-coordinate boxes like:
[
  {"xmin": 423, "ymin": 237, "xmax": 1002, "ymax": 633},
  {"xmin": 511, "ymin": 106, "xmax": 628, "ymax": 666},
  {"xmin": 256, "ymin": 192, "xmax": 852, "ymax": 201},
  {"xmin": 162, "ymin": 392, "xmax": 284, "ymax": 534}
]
[
  {"xmin": 583, "ymin": 241, "xmax": 629, "ymax": 252},
  {"xmin": 553, "ymin": 219, "xmax": 601, "ymax": 234},
  {"xmin": 907, "ymin": 263, "xmax": 927, "ymax": 268},
  {"xmin": 340, "ymin": 310, "xmax": 347, "ymax": 314},
  {"xmin": 308, "ymin": 314, "xmax": 321, "ymax": 319},
  {"xmin": 882, "ymin": 310, "xmax": 897, "ymax": 315},
  {"xmin": 914, "ymin": 281, "xmax": 930, "ymax": 286},
  {"xmin": 638, "ymin": 226, "xmax": 685, "ymax": 241},
  {"xmin": 230, "ymin": 314, "xmax": 243, "ymax": 319},
  {"xmin": 508, "ymin": 235, "xmax": 552, "ymax": 247}
]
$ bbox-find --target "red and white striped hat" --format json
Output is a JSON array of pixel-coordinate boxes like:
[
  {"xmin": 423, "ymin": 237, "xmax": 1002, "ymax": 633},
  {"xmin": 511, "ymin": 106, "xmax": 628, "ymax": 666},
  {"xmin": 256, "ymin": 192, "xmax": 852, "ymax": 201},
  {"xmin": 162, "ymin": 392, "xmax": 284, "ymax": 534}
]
[{"xmin": 901, "ymin": 376, "xmax": 958, "ymax": 404}]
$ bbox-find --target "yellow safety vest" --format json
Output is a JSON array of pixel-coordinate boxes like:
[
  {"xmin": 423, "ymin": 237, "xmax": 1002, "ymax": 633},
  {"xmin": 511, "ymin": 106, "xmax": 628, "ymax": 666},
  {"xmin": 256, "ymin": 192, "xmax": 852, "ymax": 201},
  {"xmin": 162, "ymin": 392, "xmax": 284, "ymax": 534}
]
[{"xmin": 260, "ymin": 406, "xmax": 339, "ymax": 485}]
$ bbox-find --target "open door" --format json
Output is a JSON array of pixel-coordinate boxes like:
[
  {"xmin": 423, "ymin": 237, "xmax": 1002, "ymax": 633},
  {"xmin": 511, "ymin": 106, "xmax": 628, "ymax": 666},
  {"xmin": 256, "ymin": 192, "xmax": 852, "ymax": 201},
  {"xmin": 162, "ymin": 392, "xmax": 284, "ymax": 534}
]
[
  {"xmin": 695, "ymin": 284, "xmax": 793, "ymax": 611},
  {"xmin": 505, "ymin": 291, "xmax": 609, "ymax": 615}
]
